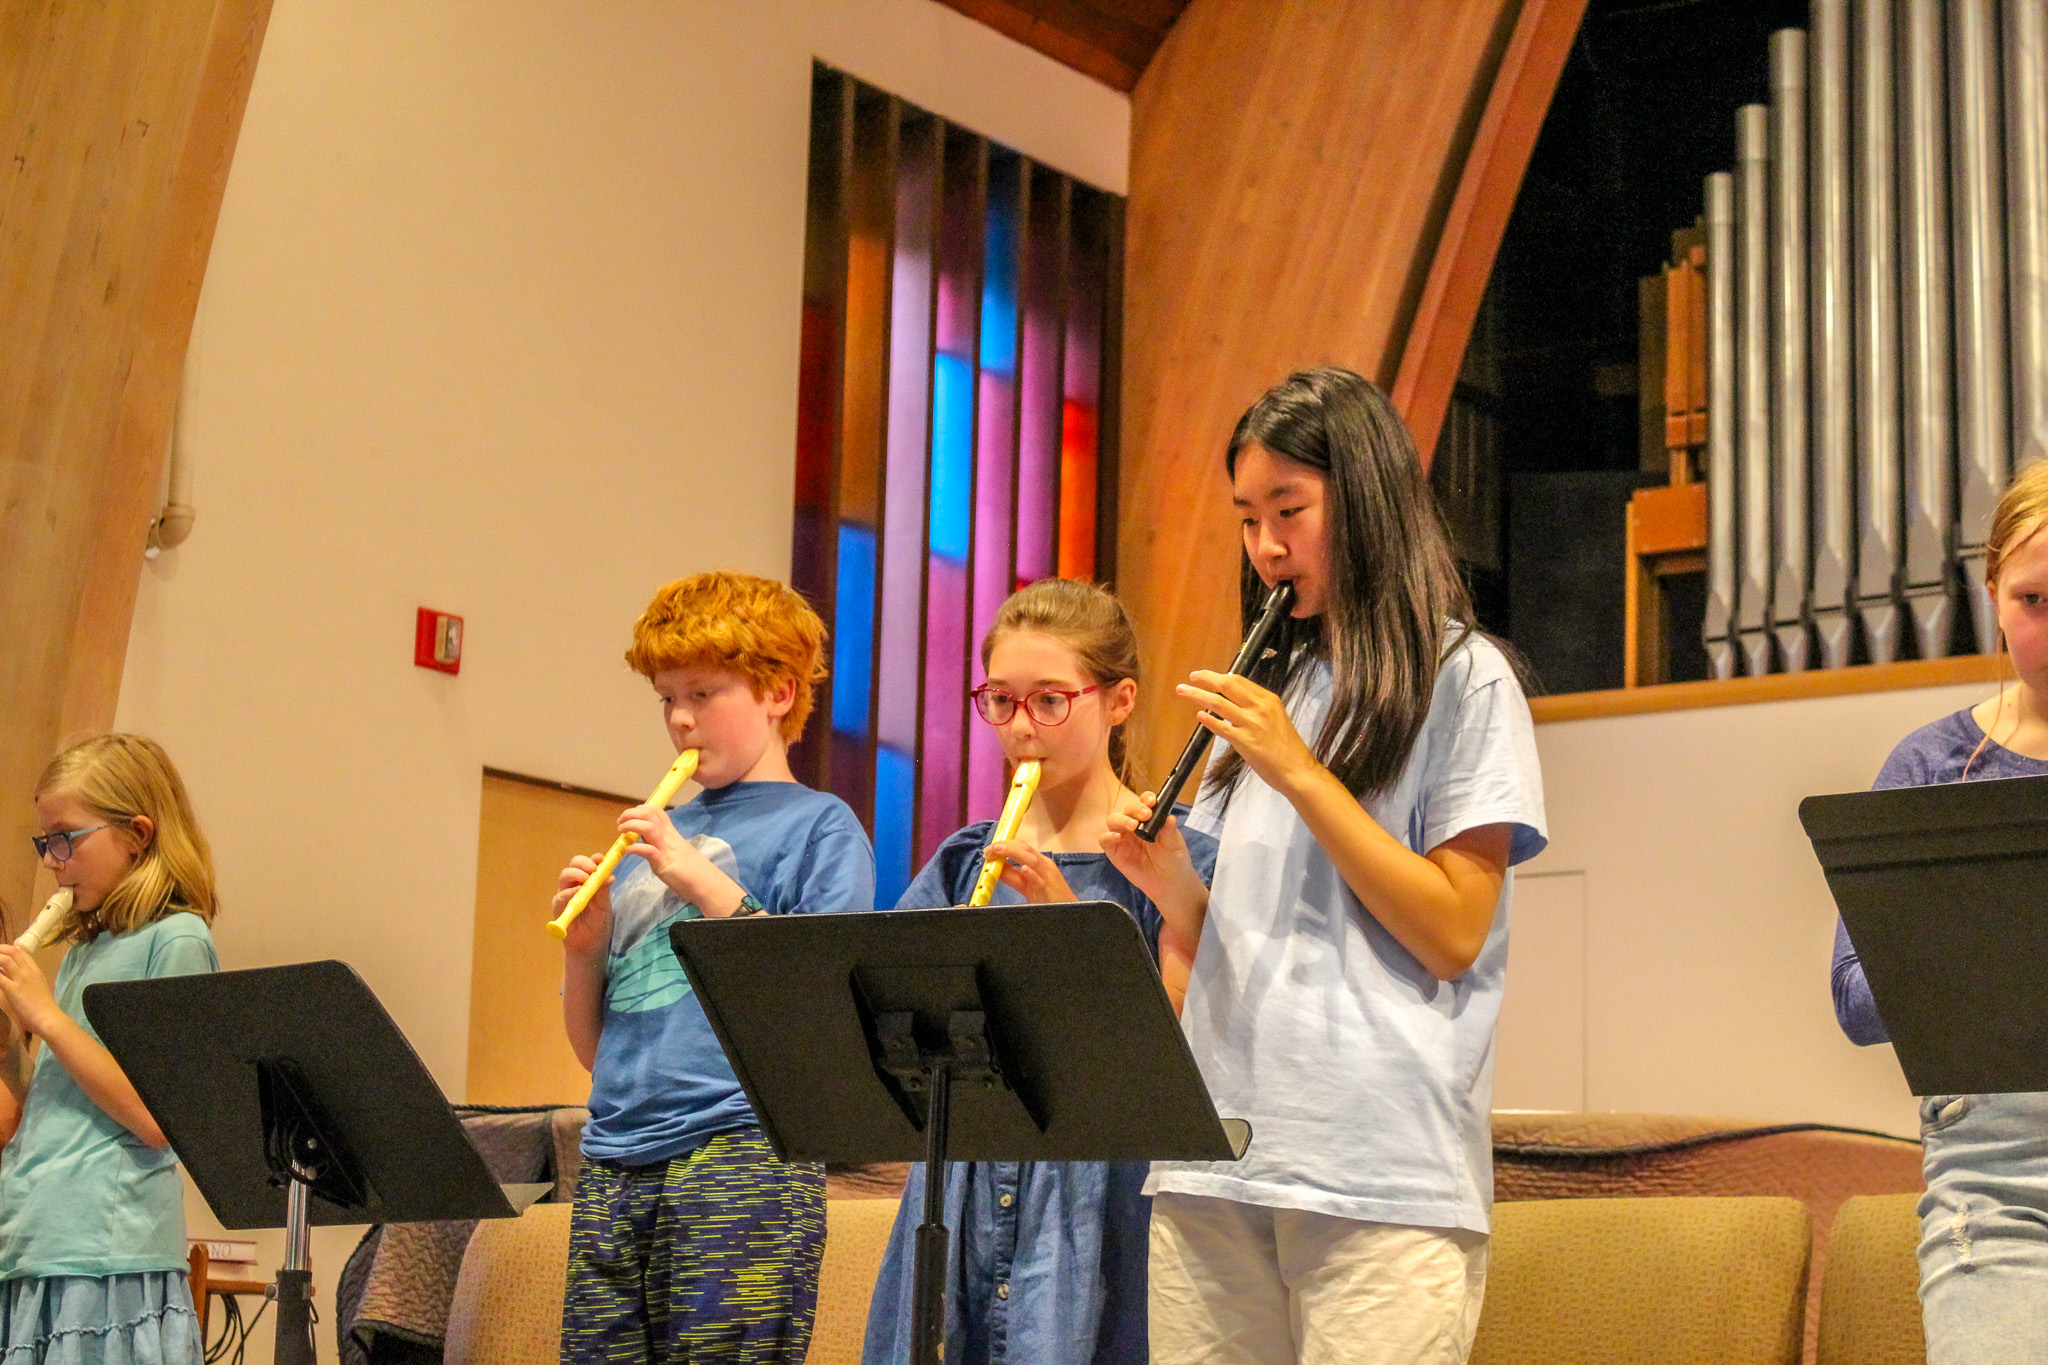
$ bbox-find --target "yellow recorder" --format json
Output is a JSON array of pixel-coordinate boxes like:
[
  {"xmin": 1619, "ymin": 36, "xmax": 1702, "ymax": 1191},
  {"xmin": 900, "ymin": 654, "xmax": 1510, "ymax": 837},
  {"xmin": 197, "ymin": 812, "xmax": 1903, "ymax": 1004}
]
[
  {"xmin": 967, "ymin": 760, "xmax": 1043, "ymax": 908},
  {"xmin": 546, "ymin": 749, "xmax": 701, "ymax": 940}
]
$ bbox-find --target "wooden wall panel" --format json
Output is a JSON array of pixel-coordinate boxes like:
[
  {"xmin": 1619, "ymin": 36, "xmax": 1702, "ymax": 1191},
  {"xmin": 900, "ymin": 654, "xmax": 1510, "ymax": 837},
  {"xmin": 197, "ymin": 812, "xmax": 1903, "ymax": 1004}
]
[
  {"xmin": 467, "ymin": 773, "xmax": 627, "ymax": 1107},
  {"xmin": 1119, "ymin": 0, "xmax": 1538, "ymax": 788},
  {"xmin": 0, "ymin": 0, "xmax": 271, "ymax": 927}
]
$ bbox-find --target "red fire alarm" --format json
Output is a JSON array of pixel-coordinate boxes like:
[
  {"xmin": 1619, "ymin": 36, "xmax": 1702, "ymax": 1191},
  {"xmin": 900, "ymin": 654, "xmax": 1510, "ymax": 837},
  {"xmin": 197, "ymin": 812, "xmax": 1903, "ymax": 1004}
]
[{"xmin": 415, "ymin": 608, "xmax": 463, "ymax": 674}]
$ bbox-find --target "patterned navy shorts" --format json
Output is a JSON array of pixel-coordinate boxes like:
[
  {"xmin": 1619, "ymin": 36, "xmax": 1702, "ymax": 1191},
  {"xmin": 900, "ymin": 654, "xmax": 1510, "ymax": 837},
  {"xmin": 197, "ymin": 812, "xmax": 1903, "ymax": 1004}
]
[{"xmin": 560, "ymin": 1127, "xmax": 826, "ymax": 1365}]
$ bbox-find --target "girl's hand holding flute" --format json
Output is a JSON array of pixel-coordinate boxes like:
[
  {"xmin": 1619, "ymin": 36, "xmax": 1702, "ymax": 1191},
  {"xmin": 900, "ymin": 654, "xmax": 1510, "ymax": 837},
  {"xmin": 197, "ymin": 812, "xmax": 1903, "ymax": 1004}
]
[
  {"xmin": 1173, "ymin": 670, "xmax": 1320, "ymax": 795},
  {"xmin": 979, "ymin": 838, "xmax": 1079, "ymax": 904}
]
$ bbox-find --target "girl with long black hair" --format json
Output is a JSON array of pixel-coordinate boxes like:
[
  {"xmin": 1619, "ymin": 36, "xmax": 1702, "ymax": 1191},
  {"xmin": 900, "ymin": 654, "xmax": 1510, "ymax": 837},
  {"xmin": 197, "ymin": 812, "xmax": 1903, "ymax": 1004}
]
[{"xmin": 1109, "ymin": 368, "xmax": 1548, "ymax": 1364}]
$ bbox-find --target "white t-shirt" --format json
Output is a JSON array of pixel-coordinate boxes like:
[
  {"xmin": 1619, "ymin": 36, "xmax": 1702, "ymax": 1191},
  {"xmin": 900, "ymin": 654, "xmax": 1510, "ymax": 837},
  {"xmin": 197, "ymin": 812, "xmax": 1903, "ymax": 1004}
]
[{"xmin": 1145, "ymin": 635, "xmax": 1547, "ymax": 1234}]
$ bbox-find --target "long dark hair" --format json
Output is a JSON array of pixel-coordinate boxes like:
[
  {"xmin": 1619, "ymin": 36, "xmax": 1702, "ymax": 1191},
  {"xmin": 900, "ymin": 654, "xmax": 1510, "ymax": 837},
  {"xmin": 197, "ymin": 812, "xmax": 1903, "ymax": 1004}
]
[{"xmin": 1204, "ymin": 367, "xmax": 1477, "ymax": 804}]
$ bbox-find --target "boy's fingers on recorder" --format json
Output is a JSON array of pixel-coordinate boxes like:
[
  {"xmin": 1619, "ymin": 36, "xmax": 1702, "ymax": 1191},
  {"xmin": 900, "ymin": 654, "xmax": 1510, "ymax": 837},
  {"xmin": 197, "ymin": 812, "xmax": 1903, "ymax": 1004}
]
[
  {"xmin": 556, "ymin": 855, "xmax": 597, "ymax": 895},
  {"xmin": 618, "ymin": 803, "xmax": 676, "ymax": 847}
]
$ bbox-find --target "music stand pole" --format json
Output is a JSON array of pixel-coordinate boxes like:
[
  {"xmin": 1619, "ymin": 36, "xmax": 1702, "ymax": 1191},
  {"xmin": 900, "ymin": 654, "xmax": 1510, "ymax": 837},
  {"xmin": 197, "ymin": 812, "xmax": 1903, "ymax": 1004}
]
[
  {"xmin": 910, "ymin": 1062, "xmax": 951, "ymax": 1365},
  {"xmin": 276, "ymin": 1174, "xmax": 315, "ymax": 1365}
]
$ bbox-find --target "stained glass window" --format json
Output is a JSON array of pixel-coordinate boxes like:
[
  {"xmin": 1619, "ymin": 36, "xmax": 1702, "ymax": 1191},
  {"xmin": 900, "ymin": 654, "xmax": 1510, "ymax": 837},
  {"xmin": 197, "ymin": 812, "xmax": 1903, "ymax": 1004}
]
[{"xmin": 791, "ymin": 65, "xmax": 1124, "ymax": 907}]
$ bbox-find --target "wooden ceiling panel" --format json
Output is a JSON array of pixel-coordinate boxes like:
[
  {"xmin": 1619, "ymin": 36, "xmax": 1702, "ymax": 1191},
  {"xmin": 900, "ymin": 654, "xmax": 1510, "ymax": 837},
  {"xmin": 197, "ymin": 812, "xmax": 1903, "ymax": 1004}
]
[{"xmin": 938, "ymin": 0, "xmax": 1192, "ymax": 91}]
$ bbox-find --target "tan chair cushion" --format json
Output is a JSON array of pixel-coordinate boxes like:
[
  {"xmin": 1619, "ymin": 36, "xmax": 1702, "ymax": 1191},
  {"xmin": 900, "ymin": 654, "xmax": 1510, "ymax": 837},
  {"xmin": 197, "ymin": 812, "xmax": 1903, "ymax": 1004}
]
[
  {"xmin": 808, "ymin": 1197, "xmax": 900, "ymax": 1365},
  {"xmin": 1470, "ymin": 1196, "xmax": 1811, "ymax": 1365},
  {"xmin": 445, "ymin": 1201, "xmax": 572, "ymax": 1365},
  {"xmin": 1493, "ymin": 1111, "xmax": 1924, "ymax": 1363},
  {"xmin": 1817, "ymin": 1193, "xmax": 1925, "ymax": 1365}
]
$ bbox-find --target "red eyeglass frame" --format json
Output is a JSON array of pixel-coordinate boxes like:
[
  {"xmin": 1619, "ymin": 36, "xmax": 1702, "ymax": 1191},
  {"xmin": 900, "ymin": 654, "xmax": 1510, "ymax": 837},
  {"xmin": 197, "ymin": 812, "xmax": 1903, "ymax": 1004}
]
[{"xmin": 968, "ymin": 683, "xmax": 1101, "ymax": 726}]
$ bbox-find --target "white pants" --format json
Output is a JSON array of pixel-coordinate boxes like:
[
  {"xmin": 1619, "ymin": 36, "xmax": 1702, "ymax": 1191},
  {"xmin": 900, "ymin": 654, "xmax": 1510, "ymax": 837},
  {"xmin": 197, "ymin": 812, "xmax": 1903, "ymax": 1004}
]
[{"xmin": 1148, "ymin": 1192, "xmax": 1489, "ymax": 1365}]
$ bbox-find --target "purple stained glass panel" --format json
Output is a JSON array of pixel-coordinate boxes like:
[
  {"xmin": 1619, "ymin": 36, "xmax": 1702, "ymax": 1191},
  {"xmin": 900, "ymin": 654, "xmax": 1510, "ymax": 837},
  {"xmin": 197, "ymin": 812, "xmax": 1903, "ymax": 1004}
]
[
  {"xmin": 873, "ymin": 114, "xmax": 937, "ymax": 904},
  {"xmin": 968, "ymin": 158, "xmax": 1022, "ymax": 822},
  {"xmin": 1016, "ymin": 169, "xmax": 1068, "ymax": 586}
]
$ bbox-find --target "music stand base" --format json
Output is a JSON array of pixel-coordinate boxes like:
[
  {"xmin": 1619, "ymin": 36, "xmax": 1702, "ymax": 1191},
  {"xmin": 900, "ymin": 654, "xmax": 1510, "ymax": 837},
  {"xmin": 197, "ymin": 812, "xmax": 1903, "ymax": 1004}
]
[{"xmin": 272, "ymin": 1268, "xmax": 315, "ymax": 1365}]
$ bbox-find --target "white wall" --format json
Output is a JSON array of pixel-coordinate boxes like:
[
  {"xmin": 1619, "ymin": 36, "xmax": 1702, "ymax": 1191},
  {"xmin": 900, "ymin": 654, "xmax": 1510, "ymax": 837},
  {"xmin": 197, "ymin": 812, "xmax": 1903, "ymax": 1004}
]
[
  {"xmin": 118, "ymin": 3, "xmax": 1124, "ymax": 1354},
  {"xmin": 1497, "ymin": 679, "xmax": 2002, "ymax": 1139}
]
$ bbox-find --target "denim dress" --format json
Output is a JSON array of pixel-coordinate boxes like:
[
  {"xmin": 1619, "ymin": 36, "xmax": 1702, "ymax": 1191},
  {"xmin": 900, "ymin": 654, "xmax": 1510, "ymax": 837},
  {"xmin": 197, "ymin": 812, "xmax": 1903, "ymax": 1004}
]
[{"xmin": 860, "ymin": 819, "xmax": 1218, "ymax": 1365}]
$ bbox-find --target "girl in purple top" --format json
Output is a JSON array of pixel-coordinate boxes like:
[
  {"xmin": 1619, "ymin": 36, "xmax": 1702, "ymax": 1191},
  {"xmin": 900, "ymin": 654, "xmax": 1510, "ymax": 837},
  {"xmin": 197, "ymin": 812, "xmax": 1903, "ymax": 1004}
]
[{"xmin": 1832, "ymin": 460, "xmax": 2048, "ymax": 1365}]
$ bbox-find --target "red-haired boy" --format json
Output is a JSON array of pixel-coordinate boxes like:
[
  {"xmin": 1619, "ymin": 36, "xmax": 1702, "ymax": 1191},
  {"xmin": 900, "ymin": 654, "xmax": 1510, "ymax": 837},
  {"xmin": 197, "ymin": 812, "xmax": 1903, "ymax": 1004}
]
[{"xmin": 553, "ymin": 571, "xmax": 874, "ymax": 1364}]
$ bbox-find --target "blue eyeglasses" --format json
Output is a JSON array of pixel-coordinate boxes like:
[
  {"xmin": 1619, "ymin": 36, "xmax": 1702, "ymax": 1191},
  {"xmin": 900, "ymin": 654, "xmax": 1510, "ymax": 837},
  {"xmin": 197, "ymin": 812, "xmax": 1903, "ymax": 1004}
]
[{"xmin": 31, "ymin": 825, "xmax": 111, "ymax": 862}]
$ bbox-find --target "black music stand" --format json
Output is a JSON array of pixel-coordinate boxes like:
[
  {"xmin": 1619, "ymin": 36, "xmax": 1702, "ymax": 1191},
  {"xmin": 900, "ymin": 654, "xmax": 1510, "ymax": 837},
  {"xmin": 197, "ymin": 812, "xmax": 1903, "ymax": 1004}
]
[
  {"xmin": 85, "ymin": 961, "xmax": 523, "ymax": 1365},
  {"xmin": 669, "ymin": 901, "xmax": 1250, "ymax": 1365},
  {"xmin": 1801, "ymin": 773, "xmax": 2048, "ymax": 1095}
]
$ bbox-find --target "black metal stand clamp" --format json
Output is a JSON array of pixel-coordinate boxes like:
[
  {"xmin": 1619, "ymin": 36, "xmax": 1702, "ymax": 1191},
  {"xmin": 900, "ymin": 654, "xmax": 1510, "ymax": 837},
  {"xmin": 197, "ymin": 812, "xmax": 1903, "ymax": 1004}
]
[
  {"xmin": 257, "ymin": 1059, "xmax": 368, "ymax": 1365},
  {"xmin": 874, "ymin": 1009, "xmax": 1008, "ymax": 1365}
]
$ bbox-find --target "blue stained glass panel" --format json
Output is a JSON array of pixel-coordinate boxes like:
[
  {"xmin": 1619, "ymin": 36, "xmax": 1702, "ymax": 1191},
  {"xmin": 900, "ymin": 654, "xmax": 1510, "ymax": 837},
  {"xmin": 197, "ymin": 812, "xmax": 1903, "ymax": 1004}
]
[
  {"xmin": 930, "ymin": 352, "xmax": 974, "ymax": 562},
  {"xmin": 830, "ymin": 524, "xmax": 876, "ymax": 736},
  {"xmin": 979, "ymin": 201, "xmax": 1018, "ymax": 376},
  {"xmin": 873, "ymin": 744, "xmax": 916, "ymax": 909}
]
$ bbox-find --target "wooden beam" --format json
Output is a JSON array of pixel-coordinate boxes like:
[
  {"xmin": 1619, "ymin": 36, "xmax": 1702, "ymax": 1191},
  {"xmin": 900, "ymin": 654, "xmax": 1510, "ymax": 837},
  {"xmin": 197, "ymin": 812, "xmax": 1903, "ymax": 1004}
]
[
  {"xmin": 1119, "ymin": 0, "xmax": 1521, "ymax": 789},
  {"xmin": 1391, "ymin": 0, "xmax": 1588, "ymax": 467},
  {"xmin": 935, "ymin": 0, "xmax": 1152, "ymax": 91},
  {"xmin": 0, "ymin": 0, "xmax": 273, "ymax": 926},
  {"xmin": 1532, "ymin": 655, "xmax": 2008, "ymax": 724}
]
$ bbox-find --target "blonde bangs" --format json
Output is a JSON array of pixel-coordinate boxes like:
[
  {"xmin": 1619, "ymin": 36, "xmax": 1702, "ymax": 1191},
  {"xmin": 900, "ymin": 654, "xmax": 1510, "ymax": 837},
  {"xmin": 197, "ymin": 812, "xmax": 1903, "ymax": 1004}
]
[{"xmin": 1986, "ymin": 460, "xmax": 2048, "ymax": 586}]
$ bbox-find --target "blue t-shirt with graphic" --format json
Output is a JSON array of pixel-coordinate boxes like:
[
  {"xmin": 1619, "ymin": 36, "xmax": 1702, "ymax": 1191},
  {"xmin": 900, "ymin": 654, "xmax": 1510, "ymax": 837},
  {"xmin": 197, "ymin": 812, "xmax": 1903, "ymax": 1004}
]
[{"xmin": 580, "ymin": 780, "xmax": 875, "ymax": 1165}]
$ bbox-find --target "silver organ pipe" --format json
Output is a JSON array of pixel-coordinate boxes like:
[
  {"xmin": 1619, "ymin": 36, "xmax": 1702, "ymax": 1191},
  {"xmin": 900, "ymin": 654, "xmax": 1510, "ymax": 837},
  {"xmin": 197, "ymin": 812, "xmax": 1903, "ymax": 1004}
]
[
  {"xmin": 1897, "ymin": 0, "xmax": 1956, "ymax": 659},
  {"xmin": 1705, "ymin": 171, "xmax": 1740, "ymax": 682},
  {"xmin": 2008, "ymin": 0, "xmax": 2048, "ymax": 479},
  {"xmin": 1809, "ymin": 0, "xmax": 1855, "ymax": 670},
  {"xmin": 1736, "ymin": 103, "xmax": 1776, "ymax": 678},
  {"xmin": 1771, "ymin": 30, "xmax": 1813, "ymax": 673},
  {"xmin": 1853, "ymin": 0, "xmax": 1904, "ymax": 663},
  {"xmin": 1949, "ymin": 0, "xmax": 2010, "ymax": 654}
]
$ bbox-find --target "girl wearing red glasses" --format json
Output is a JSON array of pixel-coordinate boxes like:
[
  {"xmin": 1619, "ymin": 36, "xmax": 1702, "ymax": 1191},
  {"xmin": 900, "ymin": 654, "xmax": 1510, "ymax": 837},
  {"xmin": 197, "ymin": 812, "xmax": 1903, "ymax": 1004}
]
[{"xmin": 862, "ymin": 576, "xmax": 1219, "ymax": 1365}]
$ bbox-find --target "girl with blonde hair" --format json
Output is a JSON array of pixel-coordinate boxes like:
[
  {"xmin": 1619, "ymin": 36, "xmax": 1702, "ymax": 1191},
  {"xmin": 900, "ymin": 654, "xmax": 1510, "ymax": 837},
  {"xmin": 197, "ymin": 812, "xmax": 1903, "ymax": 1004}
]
[
  {"xmin": 1832, "ymin": 459, "xmax": 2048, "ymax": 1365},
  {"xmin": 0, "ymin": 733, "xmax": 220, "ymax": 1365}
]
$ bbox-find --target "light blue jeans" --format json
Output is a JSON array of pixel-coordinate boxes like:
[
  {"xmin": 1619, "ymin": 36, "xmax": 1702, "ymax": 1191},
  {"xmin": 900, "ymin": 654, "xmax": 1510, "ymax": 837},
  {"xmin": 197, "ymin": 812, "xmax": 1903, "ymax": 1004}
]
[{"xmin": 1918, "ymin": 1091, "xmax": 2048, "ymax": 1365}]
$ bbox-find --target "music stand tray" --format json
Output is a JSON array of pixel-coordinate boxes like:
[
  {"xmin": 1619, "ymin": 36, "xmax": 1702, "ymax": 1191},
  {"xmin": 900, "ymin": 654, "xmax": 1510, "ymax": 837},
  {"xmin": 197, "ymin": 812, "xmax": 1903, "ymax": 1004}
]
[
  {"xmin": 669, "ymin": 900, "xmax": 1249, "ymax": 1365},
  {"xmin": 85, "ymin": 960, "xmax": 519, "ymax": 1365},
  {"xmin": 1801, "ymin": 773, "xmax": 2048, "ymax": 1095}
]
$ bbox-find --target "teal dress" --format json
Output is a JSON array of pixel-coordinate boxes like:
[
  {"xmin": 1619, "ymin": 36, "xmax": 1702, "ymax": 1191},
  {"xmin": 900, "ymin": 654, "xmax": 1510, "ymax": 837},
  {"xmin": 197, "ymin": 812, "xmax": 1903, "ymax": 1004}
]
[{"xmin": 0, "ymin": 911, "xmax": 218, "ymax": 1365}]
